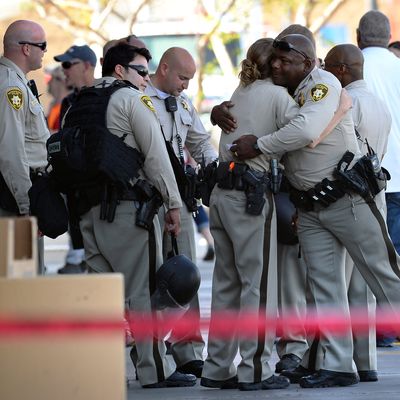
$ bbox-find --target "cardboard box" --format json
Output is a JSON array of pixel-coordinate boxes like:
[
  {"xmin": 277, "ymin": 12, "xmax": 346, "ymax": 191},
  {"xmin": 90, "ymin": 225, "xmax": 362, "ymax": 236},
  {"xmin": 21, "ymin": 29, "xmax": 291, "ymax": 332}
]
[
  {"xmin": 0, "ymin": 274, "xmax": 126, "ymax": 400},
  {"xmin": 0, "ymin": 217, "xmax": 37, "ymax": 278}
]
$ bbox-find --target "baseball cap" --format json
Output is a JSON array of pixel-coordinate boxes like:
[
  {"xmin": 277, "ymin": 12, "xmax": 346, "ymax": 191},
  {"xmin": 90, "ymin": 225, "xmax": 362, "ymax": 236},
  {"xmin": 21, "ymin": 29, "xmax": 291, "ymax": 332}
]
[{"xmin": 54, "ymin": 45, "xmax": 97, "ymax": 67}]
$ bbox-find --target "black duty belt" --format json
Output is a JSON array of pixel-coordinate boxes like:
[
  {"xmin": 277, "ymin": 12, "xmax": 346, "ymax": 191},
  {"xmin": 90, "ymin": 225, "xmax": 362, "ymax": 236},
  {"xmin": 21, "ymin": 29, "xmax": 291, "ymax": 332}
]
[
  {"xmin": 216, "ymin": 161, "xmax": 269, "ymax": 191},
  {"xmin": 289, "ymin": 178, "xmax": 346, "ymax": 212}
]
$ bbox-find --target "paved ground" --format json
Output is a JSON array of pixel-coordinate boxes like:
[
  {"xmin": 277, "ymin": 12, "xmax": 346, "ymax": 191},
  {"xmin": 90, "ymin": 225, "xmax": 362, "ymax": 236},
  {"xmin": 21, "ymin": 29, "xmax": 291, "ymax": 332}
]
[{"xmin": 44, "ymin": 234, "xmax": 400, "ymax": 400}]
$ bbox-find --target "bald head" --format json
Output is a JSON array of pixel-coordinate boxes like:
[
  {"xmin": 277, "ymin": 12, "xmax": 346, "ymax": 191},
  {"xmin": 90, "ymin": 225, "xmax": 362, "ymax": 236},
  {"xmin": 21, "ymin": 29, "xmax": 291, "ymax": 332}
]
[
  {"xmin": 153, "ymin": 47, "xmax": 196, "ymax": 96},
  {"xmin": 279, "ymin": 34, "xmax": 316, "ymax": 60},
  {"xmin": 278, "ymin": 25, "xmax": 316, "ymax": 50},
  {"xmin": 324, "ymin": 44, "xmax": 363, "ymax": 86},
  {"xmin": 4, "ymin": 20, "xmax": 45, "ymax": 52},
  {"xmin": 159, "ymin": 47, "xmax": 196, "ymax": 71},
  {"xmin": 3, "ymin": 20, "xmax": 46, "ymax": 73}
]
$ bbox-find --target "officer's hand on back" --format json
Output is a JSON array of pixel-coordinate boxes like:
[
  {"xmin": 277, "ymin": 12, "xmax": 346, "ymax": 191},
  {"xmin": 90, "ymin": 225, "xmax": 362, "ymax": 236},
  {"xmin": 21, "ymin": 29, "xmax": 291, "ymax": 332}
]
[
  {"xmin": 211, "ymin": 101, "xmax": 237, "ymax": 133},
  {"xmin": 165, "ymin": 208, "xmax": 181, "ymax": 236}
]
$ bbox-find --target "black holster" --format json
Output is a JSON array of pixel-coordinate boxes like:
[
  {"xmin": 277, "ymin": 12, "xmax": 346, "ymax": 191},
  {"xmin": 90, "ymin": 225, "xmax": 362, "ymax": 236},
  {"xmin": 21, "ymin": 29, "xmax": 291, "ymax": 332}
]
[
  {"xmin": 196, "ymin": 160, "xmax": 218, "ymax": 207},
  {"xmin": 242, "ymin": 169, "xmax": 268, "ymax": 216},
  {"xmin": 180, "ymin": 165, "xmax": 198, "ymax": 212},
  {"xmin": 135, "ymin": 179, "xmax": 163, "ymax": 231},
  {"xmin": 334, "ymin": 151, "xmax": 371, "ymax": 198}
]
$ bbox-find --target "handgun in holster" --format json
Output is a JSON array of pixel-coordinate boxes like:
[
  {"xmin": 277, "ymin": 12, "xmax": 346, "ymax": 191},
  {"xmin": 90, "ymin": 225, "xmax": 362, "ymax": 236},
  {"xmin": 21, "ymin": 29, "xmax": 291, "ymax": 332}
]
[
  {"xmin": 197, "ymin": 155, "xmax": 218, "ymax": 207},
  {"xmin": 334, "ymin": 151, "xmax": 370, "ymax": 198},
  {"xmin": 99, "ymin": 183, "xmax": 119, "ymax": 223},
  {"xmin": 242, "ymin": 169, "xmax": 267, "ymax": 216},
  {"xmin": 181, "ymin": 165, "xmax": 198, "ymax": 212},
  {"xmin": 135, "ymin": 179, "xmax": 163, "ymax": 231}
]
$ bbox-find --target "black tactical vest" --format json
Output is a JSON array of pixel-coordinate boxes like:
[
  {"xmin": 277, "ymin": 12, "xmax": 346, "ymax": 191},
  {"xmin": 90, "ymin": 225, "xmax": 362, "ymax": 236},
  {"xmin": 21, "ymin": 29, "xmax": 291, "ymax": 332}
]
[{"xmin": 46, "ymin": 80, "xmax": 144, "ymax": 194}]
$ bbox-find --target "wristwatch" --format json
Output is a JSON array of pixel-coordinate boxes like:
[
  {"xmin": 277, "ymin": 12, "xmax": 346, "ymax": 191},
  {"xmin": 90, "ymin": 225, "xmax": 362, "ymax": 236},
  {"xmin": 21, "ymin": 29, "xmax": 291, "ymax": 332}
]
[{"xmin": 253, "ymin": 141, "xmax": 261, "ymax": 154}]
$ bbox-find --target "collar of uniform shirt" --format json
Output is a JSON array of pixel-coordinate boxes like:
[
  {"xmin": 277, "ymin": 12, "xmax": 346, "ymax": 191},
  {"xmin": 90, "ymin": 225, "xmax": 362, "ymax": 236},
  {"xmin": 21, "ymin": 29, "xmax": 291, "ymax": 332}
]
[{"xmin": 153, "ymin": 85, "xmax": 172, "ymax": 100}]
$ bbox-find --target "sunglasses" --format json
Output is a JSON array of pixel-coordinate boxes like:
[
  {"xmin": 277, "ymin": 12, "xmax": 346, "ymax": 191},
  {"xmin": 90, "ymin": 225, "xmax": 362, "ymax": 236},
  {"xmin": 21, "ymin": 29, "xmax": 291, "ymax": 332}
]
[
  {"xmin": 61, "ymin": 61, "xmax": 81, "ymax": 69},
  {"xmin": 124, "ymin": 64, "xmax": 149, "ymax": 77},
  {"xmin": 18, "ymin": 41, "xmax": 47, "ymax": 51},
  {"xmin": 273, "ymin": 40, "xmax": 310, "ymax": 60}
]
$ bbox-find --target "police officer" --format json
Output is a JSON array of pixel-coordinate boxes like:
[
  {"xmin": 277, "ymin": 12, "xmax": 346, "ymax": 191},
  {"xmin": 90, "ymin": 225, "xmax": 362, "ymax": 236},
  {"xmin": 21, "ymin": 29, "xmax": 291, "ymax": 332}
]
[
  {"xmin": 324, "ymin": 43, "xmax": 391, "ymax": 382},
  {"xmin": 76, "ymin": 43, "xmax": 196, "ymax": 388},
  {"xmin": 201, "ymin": 38, "xmax": 295, "ymax": 391},
  {"xmin": 232, "ymin": 34, "xmax": 400, "ymax": 388},
  {"xmin": 145, "ymin": 47, "xmax": 218, "ymax": 377},
  {"xmin": 0, "ymin": 20, "xmax": 49, "ymax": 273}
]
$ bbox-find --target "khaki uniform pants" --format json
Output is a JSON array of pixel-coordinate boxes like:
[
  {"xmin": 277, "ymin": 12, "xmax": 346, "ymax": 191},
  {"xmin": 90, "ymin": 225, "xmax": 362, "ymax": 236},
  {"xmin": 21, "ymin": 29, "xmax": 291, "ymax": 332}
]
[
  {"xmin": 298, "ymin": 194, "xmax": 400, "ymax": 373},
  {"xmin": 202, "ymin": 187, "xmax": 278, "ymax": 383},
  {"xmin": 80, "ymin": 201, "xmax": 174, "ymax": 386},
  {"xmin": 276, "ymin": 243, "xmax": 310, "ymax": 360}
]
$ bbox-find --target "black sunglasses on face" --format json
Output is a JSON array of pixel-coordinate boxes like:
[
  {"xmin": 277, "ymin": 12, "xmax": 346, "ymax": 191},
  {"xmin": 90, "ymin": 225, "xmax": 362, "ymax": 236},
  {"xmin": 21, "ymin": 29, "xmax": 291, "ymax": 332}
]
[
  {"xmin": 61, "ymin": 61, "xmax": 81, "ymax": 69},
  {"xmin": 18, "ymin": 41, "xmax": 47, "ymax": 51},
  {"xmin": 273, "ymin": 40, "xmax": 310, "ymax": 60},
  {"xmin": 124, "ymin": 64, "xmax": 149, "ymax": 77}
]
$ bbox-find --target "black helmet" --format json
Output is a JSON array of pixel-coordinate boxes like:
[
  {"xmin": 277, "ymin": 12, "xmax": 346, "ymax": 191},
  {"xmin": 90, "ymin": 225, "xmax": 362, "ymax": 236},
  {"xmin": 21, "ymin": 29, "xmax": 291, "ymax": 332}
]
[{"xmin": 152, "ymin": 254, "xmax": 201, "ymax": 310}]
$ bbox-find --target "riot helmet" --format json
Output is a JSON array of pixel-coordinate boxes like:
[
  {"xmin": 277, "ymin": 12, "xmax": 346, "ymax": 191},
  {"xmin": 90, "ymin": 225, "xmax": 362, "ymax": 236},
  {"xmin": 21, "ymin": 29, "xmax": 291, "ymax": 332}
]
[{"xmin": 152, "ymin": 254, "xmax": 201, "ymax": 311}]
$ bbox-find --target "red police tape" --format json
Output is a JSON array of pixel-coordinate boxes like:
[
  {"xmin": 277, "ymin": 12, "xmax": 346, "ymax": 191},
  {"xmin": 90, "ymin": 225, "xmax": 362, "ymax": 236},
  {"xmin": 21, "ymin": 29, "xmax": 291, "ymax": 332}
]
[{"xmin": 0, "ymin": 308, "xmax": 399, "ymax": 338}]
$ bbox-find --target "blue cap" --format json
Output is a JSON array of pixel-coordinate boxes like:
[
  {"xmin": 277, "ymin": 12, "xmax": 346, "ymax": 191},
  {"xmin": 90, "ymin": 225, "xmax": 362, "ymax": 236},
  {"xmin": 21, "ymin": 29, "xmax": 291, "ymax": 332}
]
[{"xmin": 54, "ymin": 45, "xmax": 97, "ymax": 67}]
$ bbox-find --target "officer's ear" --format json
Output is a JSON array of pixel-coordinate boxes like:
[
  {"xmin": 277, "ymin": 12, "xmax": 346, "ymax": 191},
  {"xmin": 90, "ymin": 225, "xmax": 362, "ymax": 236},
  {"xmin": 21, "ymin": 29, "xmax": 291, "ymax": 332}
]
[
  {"xmin": 114, "ymin": 64, "xmax": 125, "ymax": 80},
  {"xmin": 159, "ymin": 62, "xmax": 169, "ymax": 77},
  {"xmin": 303, "ymin": 57, "xmax": 313, "ymax": 72}
]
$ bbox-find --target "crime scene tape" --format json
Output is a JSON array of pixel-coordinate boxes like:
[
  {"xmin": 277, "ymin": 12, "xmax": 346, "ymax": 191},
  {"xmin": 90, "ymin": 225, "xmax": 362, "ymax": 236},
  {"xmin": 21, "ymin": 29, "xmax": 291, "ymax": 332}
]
[{"xmin": 0, "ymin": 307, "xmax": 399, "ymax": 338}]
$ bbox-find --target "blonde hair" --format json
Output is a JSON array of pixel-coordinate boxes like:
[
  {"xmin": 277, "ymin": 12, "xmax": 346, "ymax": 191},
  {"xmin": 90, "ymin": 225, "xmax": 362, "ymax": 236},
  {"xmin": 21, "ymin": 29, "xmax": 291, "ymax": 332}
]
[{"xmin": 239, "ymin": 38, "xmax": 273, "ymax": 87}]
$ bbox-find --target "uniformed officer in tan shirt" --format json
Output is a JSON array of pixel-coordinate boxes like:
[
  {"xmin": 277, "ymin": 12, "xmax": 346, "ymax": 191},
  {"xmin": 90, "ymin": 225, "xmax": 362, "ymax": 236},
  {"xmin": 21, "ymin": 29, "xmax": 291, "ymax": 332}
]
[
  {"xmin": 323, "ymin": 43, "xmax": 391, "ymax": 382},
  {"xmin": 77, "ymin": 43, "xmax": 195, "ymax": 388},
  {"xmin": 201, "ymin": 38, "xmax": 295, "ymax": 391},
  {"xmin": 232, "ymin": 34, "xmax": 400, "ymax": 389},
  {"xmin": 0, "ymin": 20, "xmax": 50, "ymax": 273},
  {"xmin": 145, "ymin": 47, "xmax": 217, "ymax": 377}
]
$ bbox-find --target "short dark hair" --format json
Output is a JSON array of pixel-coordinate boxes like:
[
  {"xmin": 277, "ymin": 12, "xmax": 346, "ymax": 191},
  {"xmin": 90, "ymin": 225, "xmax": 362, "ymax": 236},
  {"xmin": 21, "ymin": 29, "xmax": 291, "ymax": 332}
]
[{"xmin": 102, "ymin": 43, "xmax": 151, "ymax": 77}]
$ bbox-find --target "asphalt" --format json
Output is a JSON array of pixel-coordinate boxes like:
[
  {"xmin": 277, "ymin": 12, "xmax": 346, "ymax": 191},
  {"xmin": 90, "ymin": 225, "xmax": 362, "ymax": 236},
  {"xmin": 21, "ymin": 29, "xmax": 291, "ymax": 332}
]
[{"xmin": 44, "ymin": 234, "xmax": 400, "ymax": 400}]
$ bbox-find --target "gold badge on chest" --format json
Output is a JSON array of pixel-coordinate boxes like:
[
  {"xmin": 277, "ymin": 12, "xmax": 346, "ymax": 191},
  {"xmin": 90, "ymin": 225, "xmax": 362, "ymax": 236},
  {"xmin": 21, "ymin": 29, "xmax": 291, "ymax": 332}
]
[{"xmin": 181, "ymin": 99, "xmax": 190, "ymax": 111}]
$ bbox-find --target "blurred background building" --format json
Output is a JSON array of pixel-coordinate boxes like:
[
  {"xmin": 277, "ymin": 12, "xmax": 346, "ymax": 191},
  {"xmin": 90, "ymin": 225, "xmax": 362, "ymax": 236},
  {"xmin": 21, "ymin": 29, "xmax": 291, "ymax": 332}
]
[{"xmin": 1, "ymin": 0, "xmax": 399, "ymax": 126}]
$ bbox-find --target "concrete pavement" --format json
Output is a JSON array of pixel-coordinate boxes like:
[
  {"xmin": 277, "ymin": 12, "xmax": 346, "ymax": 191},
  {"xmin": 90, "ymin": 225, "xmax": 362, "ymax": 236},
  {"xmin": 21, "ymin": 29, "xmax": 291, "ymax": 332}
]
[{"xmin": 44, "ymin": 234, "xmax": 400, "ymax": 400}]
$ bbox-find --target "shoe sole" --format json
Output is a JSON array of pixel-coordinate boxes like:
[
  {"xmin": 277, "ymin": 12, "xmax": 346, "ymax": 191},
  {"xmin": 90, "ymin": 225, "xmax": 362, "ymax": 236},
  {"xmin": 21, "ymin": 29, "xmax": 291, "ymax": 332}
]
[
  {"xmin": 201, "ymin": 378, "xmax": 238, "ymax": 389},
  {"xmin": 300, "ymin": 378, "xmax": 359, "ymax": 388},
  {"xmin": 239, "ymin": 383, "xmax": 290, "ymax": 391},
  {"xmin": 144, "ymin": 379, "xmax": 197, "ymax": 388}
]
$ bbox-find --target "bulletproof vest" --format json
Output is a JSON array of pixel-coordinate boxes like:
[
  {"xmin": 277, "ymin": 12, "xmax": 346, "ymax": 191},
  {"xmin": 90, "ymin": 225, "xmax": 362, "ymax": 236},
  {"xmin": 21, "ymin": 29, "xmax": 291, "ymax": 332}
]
[{"xmin": 46, "ymin": 80, "xmax": 144, "ymax": 194}]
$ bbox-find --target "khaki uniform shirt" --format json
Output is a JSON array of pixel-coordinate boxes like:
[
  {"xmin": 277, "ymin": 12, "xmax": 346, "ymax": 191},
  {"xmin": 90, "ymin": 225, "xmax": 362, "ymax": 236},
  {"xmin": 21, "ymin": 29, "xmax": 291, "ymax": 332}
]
[
  {"xmin": 346, "ymin": 79, "xmax": 391, "ymax": 160},
  {"xmin": 145, "ymin": 80, "xmax": 217, "ymax": 164},
  {"xmin": 258, "ymin": 67, "xmax": 361, "ymax": 191},
  {"xmin": 0, "ymin": 56, "xmax": 49, "ymax": 214},
  {"xmin": 219, "ymin": 78, "xmax": 298, "ymax": 172},
  {"xmin": 93, "ymin": 77, "xmax": 181, "ymax": 210}
]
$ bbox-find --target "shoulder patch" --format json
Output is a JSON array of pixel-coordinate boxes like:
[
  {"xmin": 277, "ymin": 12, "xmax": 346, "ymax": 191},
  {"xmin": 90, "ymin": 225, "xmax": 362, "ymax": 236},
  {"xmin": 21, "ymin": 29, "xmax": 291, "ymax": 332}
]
[
  {"xmin": 310, "ymin": 84, "xmax": 329, "ymax": 102},
  {"xmin": 140, "ymin": 95, "xmax": 155, "ymax": 112},
  {"xmin": 6, "ymin": 88, "xmax": 23, "ymax": 110},
  {"xmin": 181, "ymin": 99, "xmax": 190, "ymax": 111}
]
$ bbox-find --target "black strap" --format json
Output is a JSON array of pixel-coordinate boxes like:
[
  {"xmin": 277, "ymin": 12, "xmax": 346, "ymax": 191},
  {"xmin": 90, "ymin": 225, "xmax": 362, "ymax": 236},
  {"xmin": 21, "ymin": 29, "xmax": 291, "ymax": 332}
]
[{"xmin": 167, "ymin": 234, "xmax": 179, "ymax": 259}]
